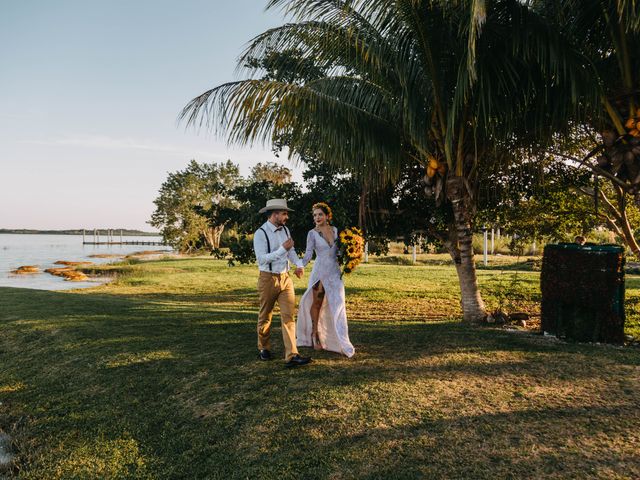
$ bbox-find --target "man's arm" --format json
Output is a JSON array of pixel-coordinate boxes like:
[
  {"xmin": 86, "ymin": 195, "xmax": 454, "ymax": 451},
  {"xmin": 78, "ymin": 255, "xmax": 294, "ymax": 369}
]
[
  {"xmin": 285, "ymin": 237, "xmax": 303, "ymax": 278},
  {"xmin": 289, "ymin": 247, "xmax": 304, "ymax": 278},
  {"xmin": 287, "ymin": 243, "xmax": 304, "ymax": 270},
  {"xmin": 254, "ymin": 230, "xmax": 289, "ymax": 268}
]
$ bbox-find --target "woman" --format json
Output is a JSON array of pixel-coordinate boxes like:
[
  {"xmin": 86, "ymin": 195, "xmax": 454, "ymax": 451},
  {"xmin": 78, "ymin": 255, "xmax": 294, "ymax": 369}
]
[{"xmin": 297, "ymin": 202, "xmax": 355, "ymax": 357}]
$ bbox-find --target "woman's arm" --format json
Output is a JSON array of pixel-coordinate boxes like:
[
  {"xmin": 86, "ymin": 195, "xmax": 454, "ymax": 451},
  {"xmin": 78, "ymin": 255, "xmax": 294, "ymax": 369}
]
[{"xmin": 302, "ymin": 230, "xmax": 315, "ymax": 266}]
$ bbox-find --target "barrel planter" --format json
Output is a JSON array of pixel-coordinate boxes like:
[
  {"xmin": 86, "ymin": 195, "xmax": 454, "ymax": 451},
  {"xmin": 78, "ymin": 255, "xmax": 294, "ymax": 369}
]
[{"xmin": 541, "ymin": 243, "xmax": 625, "ymax": 344}]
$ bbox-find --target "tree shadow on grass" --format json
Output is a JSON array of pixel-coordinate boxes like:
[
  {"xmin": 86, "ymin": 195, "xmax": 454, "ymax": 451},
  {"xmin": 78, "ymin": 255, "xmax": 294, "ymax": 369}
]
[
  {"xmin": 476, "ymin": 260, "xmax": 540, "ymax": 272},
  {"xmin": 1, "ymin": 287, "xmax": 640, "ymax": 479},
  {"xmin": 244, "ymin": 403, "xmax": 640, "ymax": 480}
]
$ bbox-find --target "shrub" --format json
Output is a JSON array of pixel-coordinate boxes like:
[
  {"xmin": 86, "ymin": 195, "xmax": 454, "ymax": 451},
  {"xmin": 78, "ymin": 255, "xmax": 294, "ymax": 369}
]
[{"xmin": 227, "ymin": 235, "xmax": 256, "ymax": 266}]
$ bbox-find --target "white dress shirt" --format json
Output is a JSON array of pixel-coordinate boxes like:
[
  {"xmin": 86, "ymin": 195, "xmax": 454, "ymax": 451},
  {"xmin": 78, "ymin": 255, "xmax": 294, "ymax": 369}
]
[{"xmin": 253, "ymin": 221, "xmax": 303, "ymax": 274}]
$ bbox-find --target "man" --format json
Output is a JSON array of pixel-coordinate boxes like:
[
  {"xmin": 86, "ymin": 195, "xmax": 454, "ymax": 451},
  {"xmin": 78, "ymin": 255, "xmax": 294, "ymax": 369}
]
[{"xmin": 253, "ymin": 198, "xmax": 311, "ymax": 368}]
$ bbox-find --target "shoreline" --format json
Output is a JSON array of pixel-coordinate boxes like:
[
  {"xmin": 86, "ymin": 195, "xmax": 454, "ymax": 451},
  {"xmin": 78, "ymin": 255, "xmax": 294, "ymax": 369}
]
[
  {"xmin": 0, "ymin": 230, "xmax": 160, "ymax": 236},
  {"xmin": 69, "ymin": 249, "xmax": 182, "ymax": 286},
  {"xmin": 5, "ymin": 249, "xmax": 178, "ymax": 291}
]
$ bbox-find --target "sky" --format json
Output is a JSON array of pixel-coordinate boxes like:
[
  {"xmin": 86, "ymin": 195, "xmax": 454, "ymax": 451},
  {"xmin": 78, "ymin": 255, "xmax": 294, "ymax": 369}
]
[{"xmin": 0, "ymin": 0, "xmax": 303, "ymax": 231}]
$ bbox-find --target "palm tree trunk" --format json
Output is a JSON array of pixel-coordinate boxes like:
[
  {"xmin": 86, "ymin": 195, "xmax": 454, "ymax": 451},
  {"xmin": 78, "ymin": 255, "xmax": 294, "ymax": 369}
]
[{"xmin": 446, "ymin": 176, "xmax": 486, "ymax": 322}]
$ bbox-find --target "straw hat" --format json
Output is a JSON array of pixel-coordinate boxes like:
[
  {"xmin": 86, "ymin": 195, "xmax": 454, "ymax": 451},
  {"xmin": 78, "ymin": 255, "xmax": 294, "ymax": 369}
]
[{"xmin": 258, "ymin": 198, "xmax": 295, "ymax": 214}]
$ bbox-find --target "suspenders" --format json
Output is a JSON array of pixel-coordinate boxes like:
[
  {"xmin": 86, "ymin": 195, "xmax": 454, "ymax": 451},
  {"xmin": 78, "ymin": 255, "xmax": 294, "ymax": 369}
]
[
  {"xmin": 259, "ymin": 225, "xmax": 290, "ymax": 272},
  {"xmin": 259, "ymin": 227, "xmax": 272, "ymax": 272}
]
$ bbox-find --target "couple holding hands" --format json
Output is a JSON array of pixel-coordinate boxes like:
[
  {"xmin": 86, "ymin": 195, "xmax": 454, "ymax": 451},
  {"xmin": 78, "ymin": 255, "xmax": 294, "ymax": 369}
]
[{"xmin": 253, "ymin": 198, "xmax": 355, "ymax": 368}]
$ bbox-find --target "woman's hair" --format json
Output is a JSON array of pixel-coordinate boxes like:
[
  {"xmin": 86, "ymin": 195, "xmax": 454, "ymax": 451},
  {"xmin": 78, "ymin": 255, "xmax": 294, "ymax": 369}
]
[{"xmin": 312, "ymin": 202, "xmax": 333, "ymax": 222}]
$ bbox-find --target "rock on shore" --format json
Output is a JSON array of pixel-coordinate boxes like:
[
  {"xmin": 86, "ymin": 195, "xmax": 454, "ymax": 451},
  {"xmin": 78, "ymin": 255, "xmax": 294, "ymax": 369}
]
[
  {"xmin": 54, "ymin": 260, "xmax": 93, "ymax": 266},
  {"xmin": 45, "ymin": 267, "xmax": 89, "ymax": 281},
  {"xmin": 11, "ymin": 265, "xmax": 39, "ymax": 274}
]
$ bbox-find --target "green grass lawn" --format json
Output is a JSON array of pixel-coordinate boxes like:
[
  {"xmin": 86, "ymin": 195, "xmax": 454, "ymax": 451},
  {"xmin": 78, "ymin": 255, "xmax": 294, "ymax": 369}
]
[{"xmin": 1, "ymin": 257, "xmax": 639, "ymax": 479}]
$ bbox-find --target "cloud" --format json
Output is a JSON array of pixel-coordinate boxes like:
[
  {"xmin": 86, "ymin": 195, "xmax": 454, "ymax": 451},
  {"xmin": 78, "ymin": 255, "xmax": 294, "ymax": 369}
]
[{"xmin": 25, "ymin": 134, "xmax": 231, "ymax": 159}]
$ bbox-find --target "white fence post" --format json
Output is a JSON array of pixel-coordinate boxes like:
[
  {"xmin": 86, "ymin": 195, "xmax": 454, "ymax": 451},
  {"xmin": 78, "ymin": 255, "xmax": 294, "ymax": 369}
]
[{"xmin": 483, "ymin": 225, "xmax": 488, "ymax": 266}]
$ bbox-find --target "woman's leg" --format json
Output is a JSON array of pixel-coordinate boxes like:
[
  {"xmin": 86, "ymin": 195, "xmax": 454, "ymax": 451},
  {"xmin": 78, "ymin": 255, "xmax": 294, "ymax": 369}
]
[{"xmin": 310, "ymin": 281, "xmax": 325, "ymax": 349}]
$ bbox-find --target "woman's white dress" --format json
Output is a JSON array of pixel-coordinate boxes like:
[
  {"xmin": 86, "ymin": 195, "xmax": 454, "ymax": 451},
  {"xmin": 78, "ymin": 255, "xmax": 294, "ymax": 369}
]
[{"xmin": 297, "ymin": 227, "xmax": 355, "ymax": 357}]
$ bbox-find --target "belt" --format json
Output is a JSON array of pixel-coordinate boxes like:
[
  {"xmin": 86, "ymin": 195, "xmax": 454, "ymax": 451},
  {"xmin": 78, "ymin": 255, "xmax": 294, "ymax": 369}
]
[{"xmin": 259, "ymin": 270, "xmax": 289, "ymax": 276}]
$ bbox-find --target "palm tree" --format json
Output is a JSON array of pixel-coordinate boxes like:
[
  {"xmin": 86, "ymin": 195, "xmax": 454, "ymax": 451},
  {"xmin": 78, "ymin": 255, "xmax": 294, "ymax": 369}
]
[
  {"xmin": 535, "ymin": 1, "xmax": 640, "ymax": 255},
  {"xmin": 181, "ymin": 0, "xmax": 588, "ymax": 321}
]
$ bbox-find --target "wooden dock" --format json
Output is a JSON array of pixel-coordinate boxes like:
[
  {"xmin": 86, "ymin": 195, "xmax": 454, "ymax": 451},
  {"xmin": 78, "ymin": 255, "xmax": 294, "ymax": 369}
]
[
  {"xmin": 81, "ymin": 229, "xmax": 166, "ymax": 246},
  {"xmin": 82, "ymin": 241, "xmax": 166, "ymax": 246}
]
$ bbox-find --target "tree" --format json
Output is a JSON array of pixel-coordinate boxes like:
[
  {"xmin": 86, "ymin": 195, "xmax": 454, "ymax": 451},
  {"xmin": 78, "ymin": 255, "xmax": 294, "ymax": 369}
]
[
  {"xmin": 249, "ymin": 162, "xmax": 293, "ymax": 185},
  {"xmin": 540, "ymin": 125, "xmax": 640, "ymax": 256},
  {"xmin": 531, "ymin": 2, "xmax": 640, "ymax": 256},
  {"xmin": 477, "ymin": 158, "xmax": 599, "ymax": 244},
  {"xmin": 181, "ymin": 1, "xmax": 587, "ymax": 321},
  {"xmin": 299, "ymin": 161, "xmax": 361, "ymax": 229},
  {"xmin": 225, "ymin": 162, "xmax": 362, "ymax": 264},
  {"xmin": 150, "ymin": 160, "xmax": 242, "ymax": 252}
]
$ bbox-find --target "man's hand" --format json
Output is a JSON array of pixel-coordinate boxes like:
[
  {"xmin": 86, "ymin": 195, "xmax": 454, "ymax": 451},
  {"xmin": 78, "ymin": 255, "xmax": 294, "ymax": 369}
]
[
  {"xmin": 294, "ymin": 267, "xmax": 304, "ymax": 278},
  {"xmin": 283, "ymin": 238, "xmax": 294, "ymax": 251}
]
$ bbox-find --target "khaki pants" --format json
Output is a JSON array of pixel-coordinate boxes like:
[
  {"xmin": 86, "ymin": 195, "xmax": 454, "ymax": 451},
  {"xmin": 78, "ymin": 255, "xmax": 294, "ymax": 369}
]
[{"xmin": 257, "ymin": 271, "xmax": 299, "ymax": 361}]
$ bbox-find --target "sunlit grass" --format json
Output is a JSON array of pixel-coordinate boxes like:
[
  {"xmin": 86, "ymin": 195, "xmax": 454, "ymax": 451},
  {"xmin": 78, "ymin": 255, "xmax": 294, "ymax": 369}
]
[{"xmin": 0, "ymin": 256, "xmax": 639, "ymax": 479}]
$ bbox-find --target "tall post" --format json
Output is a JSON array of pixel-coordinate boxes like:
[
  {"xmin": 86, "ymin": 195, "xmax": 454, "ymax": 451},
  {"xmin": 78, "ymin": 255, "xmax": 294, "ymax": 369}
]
[
  {"xmin": 532, "ymin": 238, "xmax": 537, "ymax": 256},
  {"xmin": 97, "ymin": 230, "xmax": 100, "ymax": 244},
  {"xmin": 412, "ymin": 244, "xmax": 417, "ymax": 264},
  {"xmin": 94, "ymin": 228, "xmax": 97, "ymax": 243},
  {"xmin": 120, "ymin": 229, "xmax": 123, "ymax": 244},
  {"xmin": 364, "ymin": 242, "xmax": 369, "ymax": 263},
  {"xmin": 483, "ymin": 225, "xmax": 488, "ymax": 266}
]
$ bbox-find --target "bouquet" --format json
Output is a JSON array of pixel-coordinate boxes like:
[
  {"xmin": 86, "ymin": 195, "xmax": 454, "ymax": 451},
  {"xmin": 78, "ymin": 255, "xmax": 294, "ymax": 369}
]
[{"xmin": 337, "ymin": 227, "xmax": 365, "ymax": 276}]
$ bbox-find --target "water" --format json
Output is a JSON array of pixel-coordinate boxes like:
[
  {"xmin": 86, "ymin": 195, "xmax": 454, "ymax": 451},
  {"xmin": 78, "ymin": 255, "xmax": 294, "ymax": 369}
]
[{"xmin": 0, "ymin": 234, "xmax": 171, "ymax": 290}]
